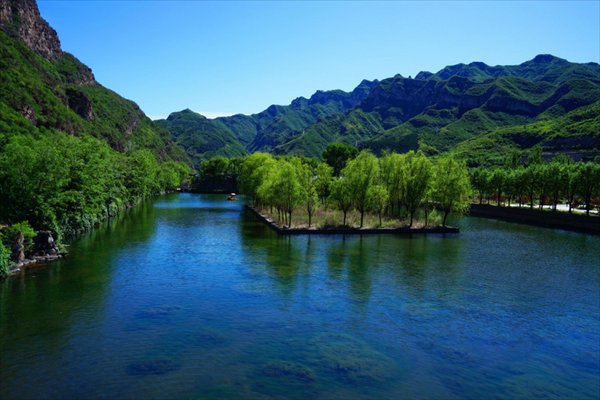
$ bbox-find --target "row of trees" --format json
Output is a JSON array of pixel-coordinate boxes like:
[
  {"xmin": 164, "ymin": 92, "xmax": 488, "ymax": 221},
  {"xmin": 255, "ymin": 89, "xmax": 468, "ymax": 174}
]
[
  {"xmin": 238, "ymin": 148, "xmax": 471, "ymax": 228},
  {"xmin": 0, "ymin": 133, "xmax": 191, "ymax": 240},
  {"xmin": 471, "ymin": 154, "xmax": 600, "ymax": 215}
]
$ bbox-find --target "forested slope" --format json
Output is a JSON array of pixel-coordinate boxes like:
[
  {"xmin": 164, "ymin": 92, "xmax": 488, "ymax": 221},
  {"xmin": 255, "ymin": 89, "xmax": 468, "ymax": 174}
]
[{"xmin": 0, "ymin": 0, "xmax": 191, "ymax": 249}]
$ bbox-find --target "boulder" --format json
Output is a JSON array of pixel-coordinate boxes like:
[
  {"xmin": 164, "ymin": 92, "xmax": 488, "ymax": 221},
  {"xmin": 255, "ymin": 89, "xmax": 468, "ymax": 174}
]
[
  {"xmin": 10, "ymin": 232, "xmax": 25, "ymax": 263},
  {"xmin": 32, "ymin": 231, "xmax": 59, "ymax": 256}
]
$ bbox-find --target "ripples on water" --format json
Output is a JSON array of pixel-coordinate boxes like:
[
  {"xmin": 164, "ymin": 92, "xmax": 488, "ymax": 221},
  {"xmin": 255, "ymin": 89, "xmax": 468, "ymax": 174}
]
[{"xmin": 1, "ymin": 193, "xmax": 599, "ymax": 399}]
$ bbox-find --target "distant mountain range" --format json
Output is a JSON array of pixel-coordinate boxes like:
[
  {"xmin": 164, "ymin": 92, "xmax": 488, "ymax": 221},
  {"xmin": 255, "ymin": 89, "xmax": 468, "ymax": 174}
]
[{"xmin": 161, "ymin": 55, "xmax": 599, "ymax": 168}]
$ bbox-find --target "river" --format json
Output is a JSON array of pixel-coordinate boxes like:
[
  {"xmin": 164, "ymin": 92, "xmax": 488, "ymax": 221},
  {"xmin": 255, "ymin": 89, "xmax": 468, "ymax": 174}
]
[{"xmin": 1, "ymin": 193, "xmax": 599, "ymax": 399}]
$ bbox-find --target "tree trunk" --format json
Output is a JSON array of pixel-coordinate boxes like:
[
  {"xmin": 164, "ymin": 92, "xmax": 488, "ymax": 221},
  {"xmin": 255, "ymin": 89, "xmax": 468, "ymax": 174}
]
[
  {"xmin": 409, "ymin": 212, "xmax": 413, "ymax": 227},
  {"xmin": 343, "ymin": 211, "xmax": 347, "ymax": 226},
  {"xmin": 308, "ymin": 212, "xmax": 312, "ymax": 228},
  {"xmin": 360, "ymin": 211, "xmax": 364, "ymax": 228},
  {"xmin": 379, "ymin": 211, "xmax": 382, "ymax": 227},
  {"xmin": 443, "ymin": 211, "xmax": 448, "ymax": 227}
]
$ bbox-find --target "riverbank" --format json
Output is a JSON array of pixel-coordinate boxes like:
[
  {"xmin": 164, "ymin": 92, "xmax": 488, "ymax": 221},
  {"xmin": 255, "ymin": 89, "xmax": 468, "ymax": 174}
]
[
  {"xmin": 2, "ymin": 190, "xmax": 180, "ymax": 278},
  {"xmin": 246, "ymin": 205, "xmax": 459, "ymax": 235},
  {"xmin": 469, "ymin": 203, "xmax": 600, "ymax": 234}
]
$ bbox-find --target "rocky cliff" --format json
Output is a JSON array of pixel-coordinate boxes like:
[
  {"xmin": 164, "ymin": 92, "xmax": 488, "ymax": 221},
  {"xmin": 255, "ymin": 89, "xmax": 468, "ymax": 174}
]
[
  {"xmin": 0, "ymin": 0, "xmax": 189, "ymax": 165},
  {"xmin": 0, "ymin": 0, "xmax": 62, "ymax": 60}
]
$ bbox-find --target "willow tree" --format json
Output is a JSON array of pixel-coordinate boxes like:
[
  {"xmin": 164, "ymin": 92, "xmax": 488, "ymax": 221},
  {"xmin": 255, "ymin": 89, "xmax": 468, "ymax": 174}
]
[
  {"xmin": 404, "ymin": 150, "xmax": 432, "ymax": 227},
  {"xmin": 330, "ymin": 177, "xmax": 353, "ymax": 226},
  {"xmin": 381, "ymin": 152, "xmax": 404, "ymax": 215},
  {"xmin": 239, "ymin": 152, "xmax": 275, "ymax": 204},
  {"xmin": 344, "ymin": 150, "xmax": 379, "ymax": 228},
  {"xmin": 314, "ymin": 162, "xmax": 333, "ymax": 204},
  {"xmin": 576, "ymin": 162, "xmax": 600, "ymax": 216},
  {"xmin": 431, "ymin": 156, "xmax": 470, "ymax": 227},
  {"xmin": 273, "ymin": 159, "xmax": 306, "ymax": 227},
  {"xmin": 300, "ymin": 163, "xmax": 319, "ymax": 228},
  {"xmin": 367, "ymin": 184, "xmax": 389, "ymax": 227}
]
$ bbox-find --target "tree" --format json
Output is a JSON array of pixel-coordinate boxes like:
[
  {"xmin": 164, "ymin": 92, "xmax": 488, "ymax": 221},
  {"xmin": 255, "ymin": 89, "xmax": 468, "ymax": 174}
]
[
  {"xmin": 431, "ymin": 156, "xmax": 471, "ymax": 227},
  {"xmin": 314, "ymin": 162, "xmax": 333, "ymax": 204},
  {"xmin": 575, "ymin": 162, "xmax": 600, "ymax": 216},
  {"xmin": 403, "ymin": 151, "xmax": 432, "ymax": 227},
  {"xmin": 322, "ymin": 142, "xmax": 358, "ymax": 177},
  {"xmin": 201, "ymin": 156, "xmax": 229, "ymax": 187},
  {"xmin": 470, "ymin": 168, "xmax": 489, "ymax": 204},
  {"xmin": 367, "ymin": 184, "xmax": 389, "ymax": 227},
  {"xmin": 489, "ymin": 168, "xmax": 506, "ymax": 206},
  {"xmin": 329, "ymin": 177, "xmax": 353, "ymax": 226},
  {"xmin": 272, "ymin": 159, "xmax": 305, "ymax": 227},
  {"xmin": 300, "ymin": 163, "xmax": 319, "ymax": 228},
  {"xmin": 344, "ymin": 151, "xmax": 379, "ymax": 228},
  {"xmin": 239, "ymin": 152, "xmax": 275, "ymax": 203}
]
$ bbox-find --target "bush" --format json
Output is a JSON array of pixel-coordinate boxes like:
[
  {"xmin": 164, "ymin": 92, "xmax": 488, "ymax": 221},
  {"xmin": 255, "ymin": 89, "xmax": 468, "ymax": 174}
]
[
  {"xmin": 0, "ymin": 237, "xmax": 9, "ymax": 277},
  {"xmin": 4, "ymin": 221, "xmax": 36, "ymax": 254}
]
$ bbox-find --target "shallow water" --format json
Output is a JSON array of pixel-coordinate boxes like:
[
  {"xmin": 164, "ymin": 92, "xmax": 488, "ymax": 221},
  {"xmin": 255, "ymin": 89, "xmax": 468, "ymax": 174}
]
[{"xmin": 1, "ymin": 193, "xmax": 599, "ymax": 399}]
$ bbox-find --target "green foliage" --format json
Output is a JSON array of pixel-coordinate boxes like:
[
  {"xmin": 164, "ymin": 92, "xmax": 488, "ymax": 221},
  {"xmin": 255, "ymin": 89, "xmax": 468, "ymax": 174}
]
[
  {"xmin": 4, "ymin": 221, "xmax": 36, "ymax": 254},
  {"xmin": 322, "ymin": 142, "xmax": 359, "ymax": 176},
  {"xmin": 431, "ymin": 156, "xmax": 471, "ymax": 226},
  {"xmin": 0, "ymin": 133, "xmax": 190, "ymax": 238},
  {"xmin": 403, "ymin": 151, "xmax": 433, "ymax": 226},
  {"xmin": 156, "ymin": 109, "xmax": 246, "ymax": 170},
  {"xmin": 0, "ymin": 238, "xmax": 9, "ymax": 277},
  {"xmin": 343, "ymin": 151, "xmax": 380, "ymax": 227}
]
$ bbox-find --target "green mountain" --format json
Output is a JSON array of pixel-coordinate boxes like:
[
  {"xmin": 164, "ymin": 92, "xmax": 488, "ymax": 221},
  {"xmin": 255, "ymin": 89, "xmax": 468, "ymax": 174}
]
[
  {"xmin": 156, "ymin": 79, "xmax": 379, "ymax": 163},
  {"xmin": 452, "ymin": 100, "xmax": 600, "ymax": 165},
  {"xmin": 274, "ymin": 58, "xmax": 599, "ymax": 160},
  {"xmin": 164, "ymin": 55, "xmax": 598, "ymax": 164},
  {"xmin": 0, "ymin": 0, "xmax": 192, "ymax": 239},
  {"xmin": 155, "ymin": 109, "xmax": 247, "ymax": 169},
  {"xmin": 415, "ymin": 54, "xmax": 600, "ymax": 86},
  {"xmin": 0, "ymin": 0, "xmax": 189, "ymax": 164}
]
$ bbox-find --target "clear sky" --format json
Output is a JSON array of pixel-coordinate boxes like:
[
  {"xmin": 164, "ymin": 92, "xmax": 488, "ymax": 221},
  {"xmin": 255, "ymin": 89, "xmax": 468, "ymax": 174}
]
[{"xmin": 37, "ymin": 1, "xmax": 600, "ymax": 120}]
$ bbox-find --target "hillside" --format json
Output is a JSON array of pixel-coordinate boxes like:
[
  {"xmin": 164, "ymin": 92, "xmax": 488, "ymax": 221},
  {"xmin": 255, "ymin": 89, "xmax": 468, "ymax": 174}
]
[
  {"xmin": 0, "ymin": 0, "xmax": 192, "ymax": 240},
  {"xmin": 274, "ymin": 72, "xmax": 598, "ymax": 158},
  {"xmin": 0, "ymin": 0, "xmax": 190, "ymax": 165},
  {"xmin": 452, "ymin": 100, "xmax": 600, "ymax": 165},
  {"xmin": 156, "ymin": 79, "xmax": 379, "ymax": 163},
  {"xmin": 165, "ymin": 54, "xmax": 598, "ymax": 163},
  {"xmin": 156, "ymin": 109, "xmax": 247, "ymax": 170}
]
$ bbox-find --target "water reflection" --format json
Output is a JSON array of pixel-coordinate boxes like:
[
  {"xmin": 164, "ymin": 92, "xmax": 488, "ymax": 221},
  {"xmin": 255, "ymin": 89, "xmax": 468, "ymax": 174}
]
[{"xmin": 1, "ymin": 194, "xmax": 598, "ymax": 400}]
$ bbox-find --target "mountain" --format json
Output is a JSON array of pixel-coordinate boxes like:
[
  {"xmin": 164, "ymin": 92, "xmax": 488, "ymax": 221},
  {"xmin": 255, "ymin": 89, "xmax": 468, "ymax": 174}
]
[
  {"xmin": 0, "ymin": 0, "xmax": 190, "ymax": 164},
  {"xmin": 451, "ymin": 100, "xmax": 600, "ymax": 165},
  {"xmin": 164, "ymin": 55, "xmax": 598, "ymax": 164},
  {"xmin": 155, "ymin": 109, "xmax": 247, "ymax": 169},
  {"xmin": 156, "ymin": 79, "xmax": 379, "ymax": 165},
  {"xmin": 415, "ymin": 54, "xmax": 600, "ymax": 86},
  {"xmin": 275, "ymin": 57, "xmax": 599, "ymax": 161}
]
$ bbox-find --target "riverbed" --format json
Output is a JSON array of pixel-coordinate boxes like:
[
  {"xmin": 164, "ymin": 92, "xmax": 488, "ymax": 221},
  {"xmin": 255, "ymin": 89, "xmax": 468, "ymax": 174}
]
[{"xmin": 1, "ymin": 193, "xmax": 598, "ymax": 399}]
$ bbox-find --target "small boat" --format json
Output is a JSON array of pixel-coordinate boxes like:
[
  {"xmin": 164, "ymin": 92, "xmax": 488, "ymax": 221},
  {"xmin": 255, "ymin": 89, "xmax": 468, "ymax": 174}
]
[{"xmin": 227, "ymin": 193, "xmax": 237, "ymax": 201}]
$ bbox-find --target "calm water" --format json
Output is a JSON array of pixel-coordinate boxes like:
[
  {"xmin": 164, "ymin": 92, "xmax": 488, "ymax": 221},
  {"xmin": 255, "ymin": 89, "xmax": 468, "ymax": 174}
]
[{"xmin": 1, "ymin": 193, "xmax": 599, "ymax": 399}]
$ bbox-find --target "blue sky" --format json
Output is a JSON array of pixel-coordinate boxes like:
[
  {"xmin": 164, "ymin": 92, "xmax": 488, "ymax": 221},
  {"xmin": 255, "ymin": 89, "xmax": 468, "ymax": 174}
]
[{"xmin": 38, "ymin": 1, "xmax": 599, "ymax": 119}]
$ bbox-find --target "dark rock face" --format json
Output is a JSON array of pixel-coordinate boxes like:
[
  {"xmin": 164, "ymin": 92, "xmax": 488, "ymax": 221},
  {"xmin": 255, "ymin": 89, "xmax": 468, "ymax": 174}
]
[
  {"xmin": 66, "ymin": 88, "xmax": 94, "ymax": 120},
  {"xmin": 10, "ymin": 231, "xmax": 24, "ymax": 263},
  {"xmin": 32, "ymin": 231, "xmax": 59, "ymax": 256},
  {"xmin": 21, "ymin": 103, "xmax": 38, "ymax": 125},
  {"xmin": 0, "ymin": 0, "xmax": 62, "ymax": 60}
]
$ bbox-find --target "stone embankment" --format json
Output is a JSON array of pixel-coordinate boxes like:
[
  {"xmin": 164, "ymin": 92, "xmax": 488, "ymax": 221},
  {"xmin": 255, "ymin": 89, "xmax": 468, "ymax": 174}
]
[
  {"xmin": 6, "ymin": 231, "xmax": 67, "ymax": 276},
  {"xmin": 246, "ymin": 205, "xmax": 459, "ymax": 235},
  {"xmin": 469, "ymin": 203, "xmax": 600, "ymax": 234}
]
